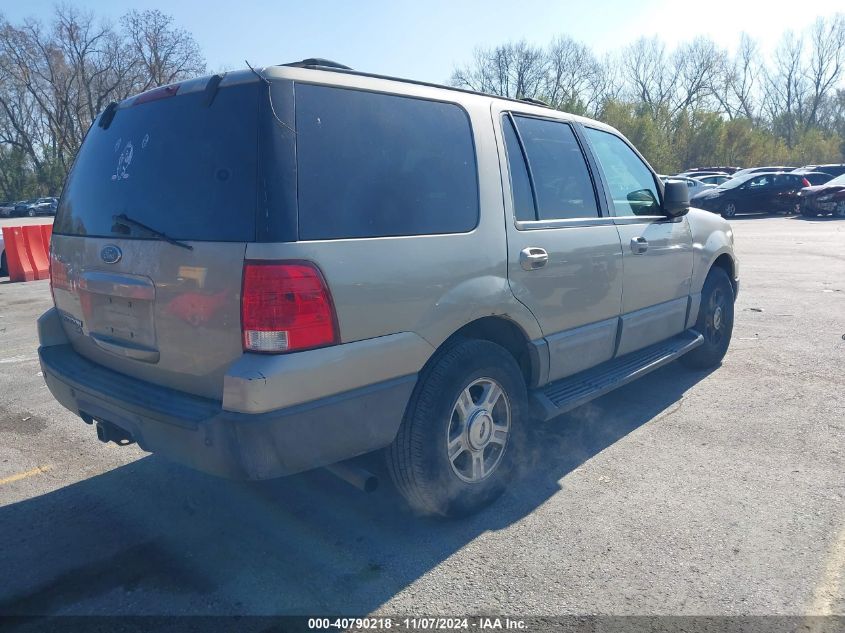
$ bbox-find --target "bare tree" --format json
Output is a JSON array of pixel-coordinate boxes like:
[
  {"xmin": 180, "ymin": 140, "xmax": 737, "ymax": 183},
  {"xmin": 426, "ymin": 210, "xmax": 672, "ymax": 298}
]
[
  {"xmin": 0, "ymin": 7, "xmax": 206, "ymax": 197},
  {"xmin": 804, "ymin": 15, "xmax": 845, "ymax": 129},
  {"xmin": 451, "ymin": 40, "xmax": 547, "ymax": 99},
  {"xmin": 121, "ymin": 9, "xmax": 205, "ymax": 92}
]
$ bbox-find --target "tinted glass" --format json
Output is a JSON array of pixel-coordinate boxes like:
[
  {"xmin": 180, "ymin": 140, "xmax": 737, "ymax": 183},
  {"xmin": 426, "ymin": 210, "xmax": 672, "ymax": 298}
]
[
  {"xmin": 296, "ymin": 84, "xmax": 478, "ymax": 240},
  {"xmin": 55, "ymin": 83, "xmax": 259, "ymax": 241},
  {"xmin": 748, "ymin": 175, "xmax": 771, "ymax": 188},
  {"xmin": 502, "ymin": 116, "xmax": 536, "ymax": 221},
  {"xmin": 512, "ymin": 116, "xmax": 598, "ymax": 220},
  {"xmin": 584, "ymin": 127, "xmax": 660, "ymax": 216}
]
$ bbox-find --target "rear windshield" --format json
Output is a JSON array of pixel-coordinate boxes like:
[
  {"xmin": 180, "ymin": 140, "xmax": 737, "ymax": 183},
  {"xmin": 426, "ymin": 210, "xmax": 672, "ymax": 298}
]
[{"xmin": 54, "ymin": 82, "xmax": 259, "ymax": 241}]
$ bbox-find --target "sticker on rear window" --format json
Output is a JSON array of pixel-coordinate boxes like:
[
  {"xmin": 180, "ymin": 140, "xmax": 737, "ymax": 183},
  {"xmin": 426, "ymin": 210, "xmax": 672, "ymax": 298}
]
[{"xmin": 112, "ymin": 141, "xmax": 134, "ymax": 181}]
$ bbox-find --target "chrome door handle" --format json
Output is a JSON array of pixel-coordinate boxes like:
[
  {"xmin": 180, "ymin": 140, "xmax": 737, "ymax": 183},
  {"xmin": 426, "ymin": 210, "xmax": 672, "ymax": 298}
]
[
  {"xmin": 630, "ymin": 237, "xmax": 648, "ymax": 254},
  {"xmin": 519, "ymin": 247, "xmax": 548, "ymax": 271}
]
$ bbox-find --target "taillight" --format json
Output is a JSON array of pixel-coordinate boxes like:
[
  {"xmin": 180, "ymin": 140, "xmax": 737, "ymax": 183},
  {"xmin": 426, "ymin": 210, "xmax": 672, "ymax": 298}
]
[
  {"xmin": 801, "ymin": 177, "xmax": 811, "ymax": 187},
  {"xmin": 241, "ymin": 261, "xmax": 338, "ymax": 353}
]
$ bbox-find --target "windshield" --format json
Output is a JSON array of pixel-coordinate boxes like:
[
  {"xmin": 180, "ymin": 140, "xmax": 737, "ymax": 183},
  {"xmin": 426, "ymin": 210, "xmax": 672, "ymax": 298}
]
[
  {"xmin": 825, "ymin": 173, "xmax": 845, "ymax": 186},
  {"xmin": 54, "ymin": 82, "xmax": 259, "ymax": 241},
  {"xmin": 717, "ymin": 174, "xmax": 755, "ymax": 190}
]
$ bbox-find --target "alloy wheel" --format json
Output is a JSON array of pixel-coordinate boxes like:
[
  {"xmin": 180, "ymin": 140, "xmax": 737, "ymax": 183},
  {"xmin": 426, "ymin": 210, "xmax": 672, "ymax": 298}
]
[
  {"xmin": 446, "ymin": 377, "xmax": 511, "ymax": 484},
  {"xmin": 704, "ymin": 285, "xmax": 727, "ymax": 347}
]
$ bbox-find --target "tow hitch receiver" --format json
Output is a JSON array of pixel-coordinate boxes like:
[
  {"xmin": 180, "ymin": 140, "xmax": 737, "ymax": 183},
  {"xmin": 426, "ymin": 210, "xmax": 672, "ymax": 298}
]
[{"xmin": 94, "ymin": 420, "xmax": 135, "ymax": 446}]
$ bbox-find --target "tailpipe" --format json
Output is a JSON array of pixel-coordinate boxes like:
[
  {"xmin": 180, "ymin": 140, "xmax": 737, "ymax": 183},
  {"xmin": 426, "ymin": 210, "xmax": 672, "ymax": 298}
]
[
  {"xmin": 95, "ymin": 421, "xmax": 135, "ymax": 446},
  {"xmin": 325, "ymin": 462, "xmax": 379, "ymax": 493}
]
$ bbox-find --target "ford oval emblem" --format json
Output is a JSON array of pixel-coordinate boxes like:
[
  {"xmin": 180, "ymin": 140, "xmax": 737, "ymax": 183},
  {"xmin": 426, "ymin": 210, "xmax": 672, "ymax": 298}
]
[{"xmin": 100, "ymin": 245, "xmax": 122, "ymax": 264}]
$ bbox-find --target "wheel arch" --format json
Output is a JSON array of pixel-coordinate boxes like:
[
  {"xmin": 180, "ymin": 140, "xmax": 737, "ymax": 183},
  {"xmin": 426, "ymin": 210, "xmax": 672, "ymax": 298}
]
[
  {"xmin": 426, "ymin": 316, "xmax": 541, "ymax": 389},
  {"xmin": 711, "ymin": 253, "xmax": 737, "ymax": 296}
]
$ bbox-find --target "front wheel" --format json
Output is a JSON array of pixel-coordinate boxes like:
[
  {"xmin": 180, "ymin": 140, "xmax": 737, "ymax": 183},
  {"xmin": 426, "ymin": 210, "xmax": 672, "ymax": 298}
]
[
  {"xmin": 721, "ymin": 202, "xmax": 737, "ymax": 218},
  {"xmin": 834, "ymin": 202, "xmax": 845, "ymax": 218},
  {"xmin": 682, "ymin": 267, "xmax": 735, "ymax": 369},
  {"xmin": 387, "ymin": 339, "xmax": 527, "ymax": 517}
]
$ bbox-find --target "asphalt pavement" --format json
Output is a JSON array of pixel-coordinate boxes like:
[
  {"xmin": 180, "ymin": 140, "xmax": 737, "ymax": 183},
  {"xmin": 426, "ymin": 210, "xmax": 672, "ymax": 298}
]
[{"xmin": 0, "ymin": 214, "xmax": 842, "ymax": 617}]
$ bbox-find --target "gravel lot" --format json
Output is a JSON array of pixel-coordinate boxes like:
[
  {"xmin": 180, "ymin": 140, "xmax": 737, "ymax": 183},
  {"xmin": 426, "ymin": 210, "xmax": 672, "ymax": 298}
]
[{"xmin": 0, "ymin": 215, "xmax": 842, "ymax": 617}]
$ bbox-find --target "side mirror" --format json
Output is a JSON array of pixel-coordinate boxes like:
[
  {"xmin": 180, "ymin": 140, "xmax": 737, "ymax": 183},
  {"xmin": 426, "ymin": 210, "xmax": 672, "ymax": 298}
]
[{"xmin": 663, "ymin": 180, "xmax": 690, "ymax": 218}]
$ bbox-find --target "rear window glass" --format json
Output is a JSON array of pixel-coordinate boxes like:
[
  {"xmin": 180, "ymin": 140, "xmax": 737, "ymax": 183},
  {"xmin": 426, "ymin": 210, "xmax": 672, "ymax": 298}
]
[
  {"xmin": 54, "ymin": 82, "xmax": 259, "ymax": 241},
  {"xmin": 295, "ymin": 84, "xmax": 478, "ymax": 240}
]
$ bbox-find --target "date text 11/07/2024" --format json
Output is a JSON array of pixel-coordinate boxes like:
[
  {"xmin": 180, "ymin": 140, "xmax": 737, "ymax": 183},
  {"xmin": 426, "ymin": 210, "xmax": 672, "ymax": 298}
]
[{"xmin": 307, "ymin": 617, "xmax": 528, "ymax": 630}]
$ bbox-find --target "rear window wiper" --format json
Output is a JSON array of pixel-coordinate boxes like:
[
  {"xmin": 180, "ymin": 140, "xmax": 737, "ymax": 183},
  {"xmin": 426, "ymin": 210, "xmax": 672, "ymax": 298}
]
[{"xmin": 111, "ymin": 213, "xmax": 193, "ymax": 250}]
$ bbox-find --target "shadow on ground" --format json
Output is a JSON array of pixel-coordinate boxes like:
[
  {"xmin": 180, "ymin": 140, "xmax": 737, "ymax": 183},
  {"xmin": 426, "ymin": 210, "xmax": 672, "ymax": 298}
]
[{"xmin": 0, "ymin": 363, "xmax": 714, "ymax": 615}]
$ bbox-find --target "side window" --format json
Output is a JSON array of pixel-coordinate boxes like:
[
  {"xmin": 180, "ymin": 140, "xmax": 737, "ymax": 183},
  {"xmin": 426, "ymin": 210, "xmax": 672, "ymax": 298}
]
[
  {"xmin": 748, "ymin": 175, "xmax": 769, "ymax": 188},
  {"xmin": 501, "ymin": 116, "xmax": 536, "ymax": 221},
  {"xmin": 584, "ymin": 127, "xmax": 661, "ymax": 217},
  {"xmin": 295, "ymin": 84, "xmax": 479, "ymax": 240},
  {"xmin": 511, "ymin": 116, "xmax": 599, "ymax": 220}
]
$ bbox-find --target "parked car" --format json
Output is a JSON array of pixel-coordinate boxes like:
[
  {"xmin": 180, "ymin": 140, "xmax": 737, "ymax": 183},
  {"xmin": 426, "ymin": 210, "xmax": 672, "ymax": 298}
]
[
  {"xmin": 793, "ymin": 164, "xmax": 845, "ymax": 179},
  {"xmin": 14, "ymin": 199, "xmax": 38, "ymax": 216},
  {"xmin": 679, "ymin": 166, "xmax": 741, "ymax": 175},
  {"xmin": 694, "ymin": 174, "xmax": 732, "ymax": 186},
  {"xmin": 731, "ymin": 166, "xmax": 797, "ymax": 179},
  {"xmin": 18, "ymin": 197, "xmax": 58, "ymax": 216},
  {"xmin": 38, "ymin": 60, "xmax": 738, "ymax": 517},
  {"xmin": 799, "ymin": 171, "xmax": 835, "ymax": 186},
  {"xmin": 798, "ymin": 173, "xmax": 845, "ymax": 217},
  {"xmin": 675, "ymin": 170, "xmax": 729, "ymax": 179},
  {"xmin": 662, "ymin": 175, "xmax": 714, "ymax": 197},
  {"xmin": 692, "ymin": 171, "xmax": 809, "ymax": 218},
  {"xmin": 0, "ymin": 201, "xmax": 15, "ymax": 217}
]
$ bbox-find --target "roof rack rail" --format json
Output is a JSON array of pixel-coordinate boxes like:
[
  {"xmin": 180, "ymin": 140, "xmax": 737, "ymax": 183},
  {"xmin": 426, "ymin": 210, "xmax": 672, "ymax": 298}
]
[
  {"xmin": 519, "ymin": 97, "xmax": 551, "ymax": 108},
  {"xmin": 272, "ymin": 61, "xmax": 573, "ymax": 113},
  {"xmin": 282, "ymin": 58, "xmax": 352, "ymax": 70}
]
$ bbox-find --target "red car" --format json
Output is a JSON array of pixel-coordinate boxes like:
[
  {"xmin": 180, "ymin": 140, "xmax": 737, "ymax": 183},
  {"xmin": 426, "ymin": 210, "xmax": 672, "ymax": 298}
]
[{"xmin": 799, "ymin": 173, "xmax": 845, "ymax": 217}]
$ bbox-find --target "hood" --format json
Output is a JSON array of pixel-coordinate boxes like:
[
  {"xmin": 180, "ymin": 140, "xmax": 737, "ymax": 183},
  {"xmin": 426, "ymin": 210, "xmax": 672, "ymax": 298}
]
[
  {"xmin": 801, "ymin": 184, "xmax": 845, "ymax": 197},
  {"xmin": 691, "ymin": 188, "xmax": 722, "ymax": 201}
]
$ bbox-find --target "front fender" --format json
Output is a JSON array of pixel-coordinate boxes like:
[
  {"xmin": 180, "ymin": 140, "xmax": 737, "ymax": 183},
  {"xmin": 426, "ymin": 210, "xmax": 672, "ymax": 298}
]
[{"xmin": 686, "ymin": 208, "xmax": 738, "ymax": 295}]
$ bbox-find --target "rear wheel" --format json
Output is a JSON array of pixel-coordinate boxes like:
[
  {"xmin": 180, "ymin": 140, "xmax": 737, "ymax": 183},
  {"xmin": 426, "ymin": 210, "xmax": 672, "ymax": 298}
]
[
  {"xmin": 682, "ymin": 267, "xmax": 734, "ymax": 369},
  {"xmin": 387, "ymin": 339, "xmax": 526, "ymax": 517},
  {"xmin": 26, "ymin": 208, "xmax": 35, "ymax": 217},
  {"xmin": 721, "ymin": 202, "xmax": 737, "ymax": 218},
  {"xmin": 0, "ymin": 252, "xmax": 6, "ymax": 277},
  {"xmin": 834, "ymin": 202, "xmax": 845, "ymax": 218}
]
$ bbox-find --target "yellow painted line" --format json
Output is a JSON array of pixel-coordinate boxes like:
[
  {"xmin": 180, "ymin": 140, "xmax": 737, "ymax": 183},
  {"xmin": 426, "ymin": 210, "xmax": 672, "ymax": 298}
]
[
  {"xmin": 0, "ymin": 464, "xmax": 52, "ymax": 486},
  {"xmin": 809, "ymin": 522, "xmax": 845, "ymax": 615}
]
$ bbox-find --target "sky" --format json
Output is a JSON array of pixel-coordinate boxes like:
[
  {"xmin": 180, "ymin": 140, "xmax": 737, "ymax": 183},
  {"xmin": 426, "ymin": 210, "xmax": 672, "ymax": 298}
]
[{"xmin": 2, "ymin": 0, "xmax": 843, "ymax": 83}]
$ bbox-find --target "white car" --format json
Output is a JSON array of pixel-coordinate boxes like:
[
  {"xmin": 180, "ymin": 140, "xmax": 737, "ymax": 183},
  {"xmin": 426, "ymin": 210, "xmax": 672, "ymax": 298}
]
[{"xmin": 661, "ymin": 175, "xmax": 715, "ymax": 197}]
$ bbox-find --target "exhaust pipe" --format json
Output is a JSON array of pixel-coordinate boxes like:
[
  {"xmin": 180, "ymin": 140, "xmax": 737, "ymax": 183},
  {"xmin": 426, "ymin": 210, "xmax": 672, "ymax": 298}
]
[
  {"xmin": 95, "ymin": 421, "xmax": 135, "ymax": 446},
  {"xmin": 325, "ymin": 462, "xmax": 379, "ymax": 493}
]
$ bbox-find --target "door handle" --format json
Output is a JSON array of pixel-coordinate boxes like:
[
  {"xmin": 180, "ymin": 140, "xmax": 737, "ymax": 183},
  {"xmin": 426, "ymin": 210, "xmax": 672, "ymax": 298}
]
[
  {"xmin": 630, "ymin": 237, "xmax": 649, "ymax": 254},
  {"xmin": 519, "ymin": 247, "xmax": 548, "ymax": 271}
]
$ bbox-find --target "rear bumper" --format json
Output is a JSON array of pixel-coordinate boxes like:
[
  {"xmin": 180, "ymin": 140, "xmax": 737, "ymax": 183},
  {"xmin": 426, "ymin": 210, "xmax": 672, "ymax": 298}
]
[{"xmin": 39, "ymin": 341, "xmax": 415, "ymax": 480}]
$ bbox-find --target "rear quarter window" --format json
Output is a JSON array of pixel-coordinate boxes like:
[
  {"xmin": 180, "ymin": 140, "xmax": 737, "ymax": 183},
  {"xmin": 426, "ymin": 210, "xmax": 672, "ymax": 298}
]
[{"xmin": 295, "ymin": 84, "xmax": 479, "ymax": 240}]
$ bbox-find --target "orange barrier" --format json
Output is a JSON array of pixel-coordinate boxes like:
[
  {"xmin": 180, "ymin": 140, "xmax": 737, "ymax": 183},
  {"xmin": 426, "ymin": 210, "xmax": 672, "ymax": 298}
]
[
  {"xmin": 40, "ymin": 224, "xmax": 53, "ymax": 248},
  {"xmin": 2, "ymin": 224, "xmax": 52, "ymax": 282}
]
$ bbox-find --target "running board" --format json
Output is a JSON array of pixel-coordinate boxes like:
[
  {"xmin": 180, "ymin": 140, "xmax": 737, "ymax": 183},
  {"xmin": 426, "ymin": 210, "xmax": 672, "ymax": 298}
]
[{"xmin": 530, "ymin": 330, "xmax": 704, "ymax": 421}]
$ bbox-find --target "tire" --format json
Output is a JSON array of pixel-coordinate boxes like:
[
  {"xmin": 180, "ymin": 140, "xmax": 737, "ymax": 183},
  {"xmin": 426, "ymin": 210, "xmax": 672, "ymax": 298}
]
[
  {"xmin": 0, "ymin": 252, "xmax": 6, "ymax": 277},
  {"xmin": 27, "ymin": 208, "xmax": 35, "ymax": 217},
  {"xmin": 801, "ymin": 206, "xmax": 817, "ymax": 218},
  {"xmin": 721, "ymin": 202, "xmax": 737, "ymax": 218},
  {"xmin": 387, "ymin": 339, "xmax": 527, "ymax": 518},
  {"xmin": 682, "ymin": 267, "xmax": 735, "ymax": 370},
  {"xmin": 834, "ymin": 202, "xmax": 845, "ymax": 218}
]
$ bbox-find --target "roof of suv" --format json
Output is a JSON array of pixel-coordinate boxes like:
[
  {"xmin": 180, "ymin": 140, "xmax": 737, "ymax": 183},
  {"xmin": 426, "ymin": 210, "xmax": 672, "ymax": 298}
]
[{"xmin": 117, "ymin": 59, "xmax": 618, "ymax": 137}]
